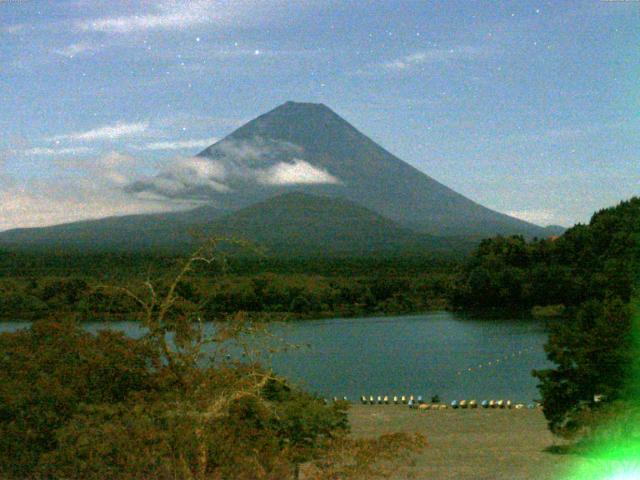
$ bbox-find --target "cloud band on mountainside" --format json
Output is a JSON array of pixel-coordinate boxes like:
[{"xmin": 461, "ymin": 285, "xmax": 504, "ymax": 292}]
[{"xmin": 125, "ymin": 138, "xmax": 341, "ymax": 199}]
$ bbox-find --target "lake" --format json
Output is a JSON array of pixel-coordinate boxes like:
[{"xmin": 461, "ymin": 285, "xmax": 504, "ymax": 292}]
[{"xmin": 0, "ymin": 312, "xmax": 551, "ymax": 403}]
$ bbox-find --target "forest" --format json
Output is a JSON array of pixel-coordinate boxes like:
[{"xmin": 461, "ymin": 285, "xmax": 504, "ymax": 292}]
[
  {"xmin": 450, "ymin": 198, "xmax": 638, "ymax": 313},
  {"xmin": 0, "ymin": 251, "xmax": 454, "ymax": 323}
]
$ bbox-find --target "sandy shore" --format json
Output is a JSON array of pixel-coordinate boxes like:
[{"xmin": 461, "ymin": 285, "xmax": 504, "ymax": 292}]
[{"xmin": 348, "ymin": 405, "xmax": 576, "ymax": 480}]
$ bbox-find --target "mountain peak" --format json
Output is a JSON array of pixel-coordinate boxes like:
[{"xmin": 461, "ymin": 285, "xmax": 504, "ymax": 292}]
[
  {"xmin": 279, "ymin": 100, "xmax": 331, "ymax": 110},
  {"xmin": 265, "ymin": 101, "xmax": 339, "ymax": 119},
  {"xmin": 218, "ymin": 100, "xmax": 356, "ymax": 148}
]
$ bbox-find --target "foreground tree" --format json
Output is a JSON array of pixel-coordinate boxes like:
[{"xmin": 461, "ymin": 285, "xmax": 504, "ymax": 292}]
[{"xmin": 533, "ymin": 298, "xmax": 634, "ymax": 437}]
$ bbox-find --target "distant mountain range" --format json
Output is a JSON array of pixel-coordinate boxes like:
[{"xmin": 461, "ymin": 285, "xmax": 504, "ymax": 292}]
[{"xmin": 0, "ymin": 101, "xmax": 563, "ymax": 256}]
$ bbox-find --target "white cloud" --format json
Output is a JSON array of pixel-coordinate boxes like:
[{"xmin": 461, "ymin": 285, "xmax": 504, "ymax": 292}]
[
  {"xmin": 136, "ymin": 137, "xmax": 219, "ymax": 151},
  {"xmin": 49, "ymin": 121, "xmax": 149, "ymax": 142},
  {"xmin": 0, "ymin": 181, "xmax": 185, "ymax": 231},
  {"xmin": 212, "ymin": 137, "xmax": 303, "ymax": 165},
  {"xmin": 22, "ymin": 146, "xmax": 93, "ymax": 156},
  {"xmin": 52, "ymin": 42, "xmax": 102, "ymax": 58},
  {"xmin": 256, "ymin": 160, "xmax": 340, "ymax": 186},
  {"xmin": 52, "ymin": 151, "xmax": 143, "ymax": 187},
  {"xmin": 167, "ymin": 156, "xmax": 229, "ymax": 189},
  {"xmin": 97, "ymin": 151, "xmax": 136, "ymax": 169},
  {"xmin": 382, "ymin": 46, "xmax": 493, "ymax": 71},
  {"xmin": 126, "ymin": 139, "xmax": 342, "ymax": 199},
  {"xmin": 506, "ymin": 209, "xmax": 558, "ymax": 226},
  {"xmin": 129, "ymin": 156, "xmax": 230, "ymax": 198},
  {"xmin": 0, "ymin": 148, "xmax": 199, "ymax": 231}
]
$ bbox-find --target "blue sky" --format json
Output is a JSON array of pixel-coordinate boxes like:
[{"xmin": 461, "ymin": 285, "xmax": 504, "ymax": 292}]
[{"xmin": 0, "ymin": 0, "xmax": 637, "ymax": 230}]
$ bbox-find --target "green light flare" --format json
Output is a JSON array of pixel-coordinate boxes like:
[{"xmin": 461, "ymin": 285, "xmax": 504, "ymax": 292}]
[
  {"xmin": 563, "ymin": 444, "xmax": 640, "ymax": 480},
  {"xmin": 561, "ymin": 305, "xmax": 640, "ymax": 480}
]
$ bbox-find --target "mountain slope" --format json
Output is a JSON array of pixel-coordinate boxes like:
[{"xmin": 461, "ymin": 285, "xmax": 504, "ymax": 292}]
[{"xmin": 0, "ymin": 206, "xmax": 226, "ymax": 252}]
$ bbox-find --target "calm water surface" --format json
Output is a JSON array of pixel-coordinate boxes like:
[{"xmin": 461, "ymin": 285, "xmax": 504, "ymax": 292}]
[{"xmin": 1, "ymin": 312, "xmax": 550, "ymax": 403}]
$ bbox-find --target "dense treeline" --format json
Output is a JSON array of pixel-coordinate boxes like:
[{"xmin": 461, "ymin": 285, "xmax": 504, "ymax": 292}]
[
  {"xmin": 0, "ymin": 250, "xmax": 455, "ymax": 322},
  {"xmin": 453, "ymin": 198, "xmax": 640, "ymax": 437},
  {"xmin": 0, "ymin": 271, "xmax": 452, "ymax": 322},
  {"xmin": 0, "ymin": 249, "xmax": 458, "ymax": 277}
]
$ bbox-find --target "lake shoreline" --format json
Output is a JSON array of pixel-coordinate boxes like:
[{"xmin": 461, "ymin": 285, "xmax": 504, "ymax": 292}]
[
  {"xmin": 1, "ymin": 305, "xmax": 547, "ymax": 324},
  {"xmin": 1, "ymin": 312, "xmax": 551, "ymax": 403}
]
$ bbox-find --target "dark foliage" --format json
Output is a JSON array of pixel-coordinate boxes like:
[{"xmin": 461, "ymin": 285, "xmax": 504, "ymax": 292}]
[
  {"xmin": 0, "ymin": 256, "xmax": 454, "ymax": 322},
  {"xmin": 452, "ymin": 198, "xmax": 640, "ymax": 312}
]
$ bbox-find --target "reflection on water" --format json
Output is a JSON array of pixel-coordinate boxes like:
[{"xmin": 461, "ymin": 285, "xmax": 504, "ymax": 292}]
[{"xmin": 0, "ymin": 312, "xmax": 550, "ymax": 402}]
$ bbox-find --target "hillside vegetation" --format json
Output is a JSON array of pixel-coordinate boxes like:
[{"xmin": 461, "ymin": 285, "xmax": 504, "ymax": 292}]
[{"xmin": 451, "ymin": 198, "xmax": 639, "ymax": 312}]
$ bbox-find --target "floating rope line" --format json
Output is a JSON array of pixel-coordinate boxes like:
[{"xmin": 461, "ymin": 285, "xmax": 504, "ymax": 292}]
[{"xmin": 455, "ymin": 347, "xmax": 534, "ymax": 376}]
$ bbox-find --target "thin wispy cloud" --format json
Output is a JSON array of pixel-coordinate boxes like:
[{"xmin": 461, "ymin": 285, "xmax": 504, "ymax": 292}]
[
  {"xmin": 1, "ymin": 24, "xmax": 27, "ymax": 34},
  {"xmin": 382, "ymin": 46, "xmax": 494, "ymax": 71},
  {"xmin": 52, "ymin": 42, "xmax": 103, "ymax": 58},
  {"xmin": 79, "ymin": 11, "xmax": 209, "ymax": 34},
  {"xmin": 75, "ymin": 0, "xmax": 307, "ymax": 35},
  {"xmin": 77, "ymin": 1, "xmax": 234, "ymax": 34},
  {"xmin": 49, "ymin": 122, "xmax": 149, "ymax": 142},
  {"xmin": 494, "ymin": 120, "xmax": 636, "ymax": 147},
  {"xmin": 23, "ymin": 146, "xmax": 93, "ymax": 156},
  {"xmin": 136, "ymin": 138, "xmax": 219, "ymax": 151}
]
